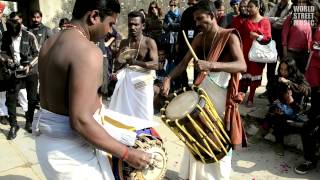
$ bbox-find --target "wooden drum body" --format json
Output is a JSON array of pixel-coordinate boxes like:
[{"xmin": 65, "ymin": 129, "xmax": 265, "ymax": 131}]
[{"xmin": 161, "ymin": 87, "xmax": 231, "ymax": 163}]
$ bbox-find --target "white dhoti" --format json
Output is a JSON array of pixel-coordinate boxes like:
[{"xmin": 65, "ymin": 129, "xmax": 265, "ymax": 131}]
[
  {"xmin": 32, "ymin": 108, "xmax": 114, "ymax": 180},
  {"xmin": 109, "ymin": 66, "xmax": 155, "ymax": 121},
  {"xmin": 0, "ymin": 92, "xmax": 8, "ymax": 116},
  {"xmin": 18, "ymin": 89, "xmax": 28, "ymax": 112},
  {"xmin": 180, "ymin": 72, "xmax": 233, "ymax": 180}
]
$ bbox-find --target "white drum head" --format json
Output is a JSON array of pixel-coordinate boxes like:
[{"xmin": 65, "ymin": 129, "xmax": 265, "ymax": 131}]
[{"xmin": 165, "ymin": 91, "xmax": 199, "ymax": 120}]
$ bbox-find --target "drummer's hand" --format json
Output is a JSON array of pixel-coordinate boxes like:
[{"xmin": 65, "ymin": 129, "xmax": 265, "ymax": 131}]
[
  {"xmin": 195, "ymin": 60, "xmax": 214, "ymax": 72},
  {"xmin": 161, "ymin": 77, "xmax": 171, "ymax": 96},
  {"xmin": 126, "ymin": 149, "xmax": 151, "ymax": 170},
  {"xmin": 111, "ymin": 73, "xmax": 117, "ymax": 80}
]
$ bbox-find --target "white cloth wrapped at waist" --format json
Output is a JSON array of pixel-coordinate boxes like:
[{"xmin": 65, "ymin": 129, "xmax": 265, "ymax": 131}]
[
  {"xmin": 32, "ymin": 108, "xmax": 114, "ymax": 180},
  {"xmin": 110, "ymin": 65, "xmax": 155, "ymax": 121}
]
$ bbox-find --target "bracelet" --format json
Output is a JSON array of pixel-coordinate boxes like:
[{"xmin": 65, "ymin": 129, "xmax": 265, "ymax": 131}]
[{"xmin": 120, "ymin": 147, "xmax": 129, "ymax": 161}]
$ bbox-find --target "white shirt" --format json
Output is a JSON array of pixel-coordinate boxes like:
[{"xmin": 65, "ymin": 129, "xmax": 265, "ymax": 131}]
[{"xmin": 11, "ymin": 31, "xmax": 22, "ymax": 63}]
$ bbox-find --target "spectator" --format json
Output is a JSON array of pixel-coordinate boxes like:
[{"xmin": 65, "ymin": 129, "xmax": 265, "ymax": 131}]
[
  {"xmin": 163, "ymin": 0, "xmax": 181, "ymax": 68},
  {"xmin": 282, "ymin": 0, "xmax": 313, "ymax": 73},
  {"xmin": 231, "ymin": 0, "xmax": 250, "ymax": 40},
  {"xmin": 226, "ymin": 0, "xmax": 241, "ymax": 27},
  {"xmin": 175, "ymin": 0, "xmax": 200, "ymax": 90},
  {"xmin": 1, "ymin": 19, "xmax": 39, "ymax": 138},
  {"xmin": 0, "ymin": 1, "xmax": 7, "ymax": 125},
  {"xmin": 295, "ymin": 4, "xmax": 320, "ymax": 174},
  {"xmin": 9, "ymin": 12, "xmax": 27, "ymax": 30},
  {"xmin": 240, "ymin": 0, "xmax": 271, "ymax": 107},
  {"xmin": 251, "ymin": 58, "xmax": 310, "ymax": 156},
  {"xmin": 214, "ymin": 0, "xmax": 227, "ymax": 27},
  {"xmin": 29, "ymin": 10, "xmax": 53, "ymax": 47},
  {"xmin": 145, "ymin": 1, "xmax": 163, "ymax": 45},
  {"xmin": 154, "ymin": 47, "xmax": 168, "ymax": 111},
  {"xmin": 9, "ymin": 12, "xmax": 30, "ymax": 116},
  {"xmin": 262, "ymin": 0, "xmax": 292, "ymax": 98},
  {"xmin": 269, "ymin": 58, "xmax": 310, "ymax": 104}
]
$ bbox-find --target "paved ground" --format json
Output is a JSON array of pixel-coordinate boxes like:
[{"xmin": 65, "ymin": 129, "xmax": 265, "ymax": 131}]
[{"xmin": 0, "ymin": 69, "xmax": 319, "ymax": 180}]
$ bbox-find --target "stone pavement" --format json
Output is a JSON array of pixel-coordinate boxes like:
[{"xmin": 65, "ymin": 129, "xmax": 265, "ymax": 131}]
[{"xmin": 0, "ymin": 87, "xmax": 319, "ymax": 180}]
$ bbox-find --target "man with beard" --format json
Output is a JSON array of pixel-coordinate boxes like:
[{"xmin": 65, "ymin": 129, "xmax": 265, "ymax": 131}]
[
  {"xmin": 35, "ymin": 1, "xmax": 151, "ymax": 179},
  {"xmin": 29, "ymin": 10, "xmax": 53, "ymax": 47},
  {"xmin": 162, "ymin": 0, "xmax": 246, "ymax": 179},
  {"xmin": 109, "ymin": 11, "xmax": 158, "ymax": 122},
  {"xmin": 0, "ymin": 19, "xmax": 39, "ymax": 139}
]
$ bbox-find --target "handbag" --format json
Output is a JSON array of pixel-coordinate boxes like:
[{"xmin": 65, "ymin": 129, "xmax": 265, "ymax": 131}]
[{"xmin": 248, "ymin": 39, "xmax": 278, "ymax": 63}]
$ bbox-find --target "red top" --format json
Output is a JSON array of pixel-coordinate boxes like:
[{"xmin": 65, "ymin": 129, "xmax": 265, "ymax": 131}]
[
  {"xmin": 305, "ymin": 25, "xmax": 320, "ymax": 87},
  {"xmin": 231, "ymin": 16, "xmax": 247, "ymax": 42},
  {"xmin": 282, "ymin": 15, "xmax": 312, "ymax": 51},
  {"xmin": 242, "ymin": 17, "xmax": 272, "ymax": 62}
]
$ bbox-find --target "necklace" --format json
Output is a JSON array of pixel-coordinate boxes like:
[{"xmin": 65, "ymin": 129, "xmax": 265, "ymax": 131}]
[
  {"xmin": 64, "ymin": 24, "xmax": 89, "ymax": 39},
  {"xmin": 128, "ymin": 36, "xmax": 144, "ymax": 61},
  {"xmin": 203, "ymin": 28, "xmax": 219, "ymax": 60}
]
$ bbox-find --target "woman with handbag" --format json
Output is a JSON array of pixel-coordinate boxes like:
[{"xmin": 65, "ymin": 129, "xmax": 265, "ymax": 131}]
[{"xmin": 240, "ymin": 0, "xmax": 272, "ymax": 107}]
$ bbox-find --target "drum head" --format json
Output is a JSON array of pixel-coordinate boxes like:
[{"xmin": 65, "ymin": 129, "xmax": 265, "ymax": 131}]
[
  {"xmin": 165, "ymin": 91, "xmax": 199, "ymax": 120},
  {"xmin": 118, "ymin": 49, "xmax": 138, "ymax": 63},
  {"xmin": 118, "ymin": 135, "xmax": 167, "ymax": 180}
]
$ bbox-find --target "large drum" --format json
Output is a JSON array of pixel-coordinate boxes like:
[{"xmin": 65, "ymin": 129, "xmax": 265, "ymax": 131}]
[
  {"xmin": 116, "ymin": 134, "xmax": 168, "ymax": 180},
  {"xmin": 160, "ymin": 86, "xmax": 231, "ymax": 163}
]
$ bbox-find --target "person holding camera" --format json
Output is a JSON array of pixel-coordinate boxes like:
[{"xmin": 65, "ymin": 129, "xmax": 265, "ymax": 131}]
[{"xmin": 0, "ymin": 19, "xmax": 39, "ymax": 139}]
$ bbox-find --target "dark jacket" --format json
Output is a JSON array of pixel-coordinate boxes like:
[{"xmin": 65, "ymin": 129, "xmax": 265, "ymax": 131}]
[
  {"xmin": 1, "ymin": 29, "xmax": 39, "ymax": 74},
  {"xmin": 29, "ymin": 23, "xmax": 52, "ymax": 47},
  {"xmin": 176, "ymin": 6, "xmax": 199, "ymax": 61}
]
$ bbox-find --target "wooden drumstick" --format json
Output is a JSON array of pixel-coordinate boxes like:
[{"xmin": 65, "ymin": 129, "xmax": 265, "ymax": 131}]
[
  {"xmin": 182, "ymin": 30, "xmax": 199, "ymax": 62},
  {"xmin": 104, "ymin": 37, "xmax": 115, "ymax": 47}
]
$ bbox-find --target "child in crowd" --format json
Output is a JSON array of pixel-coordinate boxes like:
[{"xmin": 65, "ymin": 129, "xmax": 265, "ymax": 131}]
[
  {"xmin": 154, "ymin": 48, "xmax": 168, "ymax": 111},
  {"xmin": 251, "ymin": 58, "xmax": 310, "ymax": 156}
]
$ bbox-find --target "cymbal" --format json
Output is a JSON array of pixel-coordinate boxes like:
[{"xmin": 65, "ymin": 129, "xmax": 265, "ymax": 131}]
[{"xmin": 117, "ymin": 49, "xmax": 138, "ymax": 63}]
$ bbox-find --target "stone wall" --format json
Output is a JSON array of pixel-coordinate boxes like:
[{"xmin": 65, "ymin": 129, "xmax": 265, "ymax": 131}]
[{"xmin": 39, "ymin": 0, "xmax": 75, "ymax": 29}]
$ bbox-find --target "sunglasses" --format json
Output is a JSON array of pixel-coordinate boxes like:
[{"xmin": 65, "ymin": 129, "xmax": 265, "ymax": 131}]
[
  {"xmin": 170, "ymin": 4, "xmax": 176, "ymax": 7},
  {"xmin": 151, "ymin": 6, "xmax": 157, "ymax": 9}
]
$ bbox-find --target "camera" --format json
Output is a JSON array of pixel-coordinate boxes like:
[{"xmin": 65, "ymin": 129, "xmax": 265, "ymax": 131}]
[{"xmin": 15, "ymin": 68, "xmax": 28, "ymax": 78}]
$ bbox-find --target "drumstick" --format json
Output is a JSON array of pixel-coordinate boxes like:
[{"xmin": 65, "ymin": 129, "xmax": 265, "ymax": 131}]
[
  {"xmin": 182, "ymin": 30, "xmax": 199, "ymax": 62},
  {"xmin": 104, "ymin": 37, "xmax": 115, "ymax": 47}
]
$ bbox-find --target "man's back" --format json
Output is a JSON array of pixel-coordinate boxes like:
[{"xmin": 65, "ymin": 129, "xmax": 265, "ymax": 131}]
[{"xmin": 39, "ymin": 29, "xmax": 102, "ymax": 115}]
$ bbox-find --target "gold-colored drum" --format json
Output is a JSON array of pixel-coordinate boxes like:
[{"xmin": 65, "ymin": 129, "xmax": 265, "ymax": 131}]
[
  {"xmin": 117, "ymin": 49, "xmax": 138, "ymax": 63},
  {"xmin": 117, "ymin": 134, "xmax": 168, "ymax": 180},
  {"xmin": 161, "ymin": 87, "xmax": 231, "ymax": 163}
]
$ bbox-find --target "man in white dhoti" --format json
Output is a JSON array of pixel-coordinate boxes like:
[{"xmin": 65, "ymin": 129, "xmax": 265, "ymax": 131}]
[
  {"xmin": 162, "ymin": 0, "xmax": 247, "ymax": 179},
  {"xmin": 34, "ymin": 1, "xmax": 152, "ymax": 179},
  {"xmin": 0, "ymin": 92, "xmax": 9, "ymax": 124},
  {"xmin": 109, "ymin": 11, "xmax": 159, "ymax": 122}
]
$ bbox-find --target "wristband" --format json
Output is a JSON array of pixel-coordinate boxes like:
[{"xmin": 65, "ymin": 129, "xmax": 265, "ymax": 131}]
[{"xmin": 120, "ymin": 147, "xmax": 129, "ymax": 161}]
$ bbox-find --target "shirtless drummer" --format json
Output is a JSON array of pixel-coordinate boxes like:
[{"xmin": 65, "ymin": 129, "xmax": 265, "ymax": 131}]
[{"xmin": 34, "ymin": 0, "xmax": 151, "ymax": 179}]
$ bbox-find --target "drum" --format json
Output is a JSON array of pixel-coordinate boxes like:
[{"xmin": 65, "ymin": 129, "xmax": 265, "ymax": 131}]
[
  {"xmin": 118, "ymin": 49, "xmax": 138, "ymax": 64},
  {"xmin": 198, "ymin": 75, "xmax": 228, "ymax": 118},
  {"xmin": 117, "ymin": 134, "xmax": 168, "ymax": 180},
  {"xmin": 160, "ymin": 87, "xmax": 231, "ymax": 163}
]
